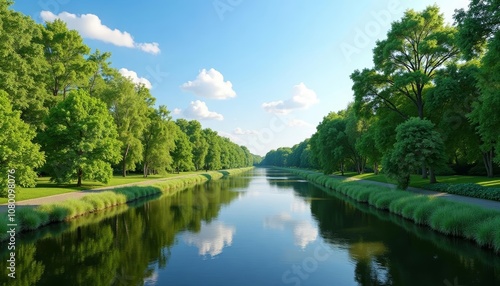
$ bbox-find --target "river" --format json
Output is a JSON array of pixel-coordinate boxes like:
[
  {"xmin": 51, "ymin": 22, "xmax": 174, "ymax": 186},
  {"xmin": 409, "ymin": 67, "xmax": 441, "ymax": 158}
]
[{"xmin": 0, "ymin": 168, "xmax": 499, "ymax": 286}]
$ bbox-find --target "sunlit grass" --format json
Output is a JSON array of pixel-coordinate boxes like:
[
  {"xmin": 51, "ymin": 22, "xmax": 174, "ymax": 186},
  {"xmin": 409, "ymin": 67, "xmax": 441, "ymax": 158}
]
[{"xmin": 0, "ymin": 170, "xmax": 224, "ymax": 204}]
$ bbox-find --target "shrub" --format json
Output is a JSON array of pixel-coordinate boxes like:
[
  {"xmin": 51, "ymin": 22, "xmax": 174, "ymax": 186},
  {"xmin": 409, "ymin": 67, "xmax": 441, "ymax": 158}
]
[
  {"xmin": 426, "ymin": 183, "xmax": 500, "ymax": 201},
  {"xmin": 17, "ymin": 208, "xmax": 45, "ymax": 231}
]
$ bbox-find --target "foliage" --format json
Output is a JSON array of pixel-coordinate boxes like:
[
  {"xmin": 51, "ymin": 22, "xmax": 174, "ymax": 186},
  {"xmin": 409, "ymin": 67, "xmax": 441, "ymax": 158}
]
[
  {"xmin": 41, "ymin": 90, "xmax": 122, "ymax": 186},
  {"xmin": 426, "ymin": 183, "xmax": 500, "ymax": 201},
  {"xmin": 0, "ymin": 91, "xmax": 45, "ymax": 195},
  {"xmin": 382, "ymin": 118, "xmax": 446, "ymax": 189}
]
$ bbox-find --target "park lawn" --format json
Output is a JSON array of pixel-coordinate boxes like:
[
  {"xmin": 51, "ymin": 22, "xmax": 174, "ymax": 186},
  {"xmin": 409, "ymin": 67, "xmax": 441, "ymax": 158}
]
[
  {"xmin": 339, "ymin": 172, "xmax": 500, "ymax": 189},
  {"xmin": 0, "ymin": 171, "xmax": 208, "ymax": 204}
]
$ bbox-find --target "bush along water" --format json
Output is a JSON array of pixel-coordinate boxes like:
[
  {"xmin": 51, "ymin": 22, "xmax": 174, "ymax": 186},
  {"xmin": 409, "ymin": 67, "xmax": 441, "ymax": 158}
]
[
  {"xmin": 0, "ymin": 168, "xmax": 253, "ymax": 241},
  {"xmin": 284, "ymin": 168, "xmax": 500, "ymax": 253}
]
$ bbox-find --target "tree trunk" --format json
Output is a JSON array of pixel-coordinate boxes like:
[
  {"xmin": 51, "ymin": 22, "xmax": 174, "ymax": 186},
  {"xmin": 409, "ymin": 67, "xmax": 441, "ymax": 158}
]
[
  {"xmin": 429, "ymin": 167, "xmax": 437, "ymax": 184},
  {"xmin": 421, "ymin": 165, "xmax": 428, "ymax": 179},
  {"xmin": 143, "ymin": 163, "xmax": 148, "ymax": 178},
  {"xmin": 77, "ymin": 168, "xmax": 82, "ymax": 187},
  {"xmin": 483, "ymin": 149, "xmax": 494, "ymax": 178},
  {"xmin": 122, "ymin": 144, "xmax": 130, "ymax": 177},
  {"xmin": 340, "ymin": 161, "xmax": 344, "ymax": 176},
  {"xmin": 374, "ymin": 162, "xmax": 379, "ymax": 175}
]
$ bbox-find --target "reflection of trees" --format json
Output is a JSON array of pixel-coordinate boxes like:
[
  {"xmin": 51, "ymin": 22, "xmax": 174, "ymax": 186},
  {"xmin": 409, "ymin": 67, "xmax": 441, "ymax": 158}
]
[
  {"xmin": 0, "ymin": 177, "xmax": 243, "ymax": 286},
  {"xmin": 307, "ymin": 184, "xmax": 500, "ymax": 286}
]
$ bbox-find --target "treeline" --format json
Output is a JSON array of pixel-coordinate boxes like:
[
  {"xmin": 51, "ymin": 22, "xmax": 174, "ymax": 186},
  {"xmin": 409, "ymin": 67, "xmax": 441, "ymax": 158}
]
[
  {"xmin": 0, "ymin": 1, "xmax": 260, "ymax": 192},
  {"xmin": 262, "ymin": 2, "xmax": 500, "ymax": 189}
]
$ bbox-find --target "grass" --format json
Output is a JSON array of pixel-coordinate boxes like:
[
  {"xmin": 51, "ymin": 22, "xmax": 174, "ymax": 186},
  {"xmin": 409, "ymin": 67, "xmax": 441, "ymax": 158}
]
[
  {"xmin": 286, "ymin": 168, "xmax": 500, "ymax": 253},
  {"xmin": 0, "ymin": 170, "xmax": 233, "ymax": 204},
  {"xmin": 0, "ymin": 167, "xmax": 253, "ymax": 241}
]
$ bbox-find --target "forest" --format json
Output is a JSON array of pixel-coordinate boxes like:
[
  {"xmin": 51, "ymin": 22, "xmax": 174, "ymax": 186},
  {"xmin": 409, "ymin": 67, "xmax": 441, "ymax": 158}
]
[
  {"xmin": 0, "ymin": 0, "xmax": 260, "ymax": 193},
  {"xmin": 262, "ymin": 1, "xmax": 500, "ymax": 189}
]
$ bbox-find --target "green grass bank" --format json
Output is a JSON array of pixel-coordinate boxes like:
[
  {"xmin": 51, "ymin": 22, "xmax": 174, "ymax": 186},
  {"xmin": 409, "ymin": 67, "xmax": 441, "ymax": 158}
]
[
  {"xmin": 0, "ymin": 168, "xmax": 253, "ymax": 241},
  {"xmin": 283, "ymin": 168, "xmax": 500, "ymax": 253}
]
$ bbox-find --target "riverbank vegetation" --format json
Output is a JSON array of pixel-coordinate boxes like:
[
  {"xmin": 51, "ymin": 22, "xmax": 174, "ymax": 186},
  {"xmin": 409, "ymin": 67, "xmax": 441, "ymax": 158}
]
[
  {"xmin": 287, "ymin": 168, "xmax": 500, "ymax": 253},
  {"xmin": 0, "ymin": 1, "xmax": 261, "ymax": 196},
  {"xmin": 0, "ymin": 167, "xmax": 252, "ymax": 240},
  {"xmin": 261, "ymin": 2, "xmax": 500, "ymax": 191}
]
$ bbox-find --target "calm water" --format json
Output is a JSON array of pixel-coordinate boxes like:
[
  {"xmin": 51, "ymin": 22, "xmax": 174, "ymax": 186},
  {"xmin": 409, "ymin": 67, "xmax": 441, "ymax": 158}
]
[{"xmin": 1, "ymin": 168, "xmax": 499, "ymax": 286}]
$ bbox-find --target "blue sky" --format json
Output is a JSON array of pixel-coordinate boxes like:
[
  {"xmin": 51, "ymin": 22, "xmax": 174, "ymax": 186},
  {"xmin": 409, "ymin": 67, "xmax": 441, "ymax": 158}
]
[{"xmin": 13, "ymin": 0, "xmax": 469, "ymax": 155}]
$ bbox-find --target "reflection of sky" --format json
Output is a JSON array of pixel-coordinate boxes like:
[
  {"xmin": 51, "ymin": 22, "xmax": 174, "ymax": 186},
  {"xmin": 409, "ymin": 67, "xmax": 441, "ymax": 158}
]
[
  {"xmin": 184, "ymin": 222, "xmax": 236, "ymax": 257},
  {"xmin": 143, "ymin": 271, "xmax": 158, "ymax": 286},
  {"xmin": 264, "ymin": 213, "xmax": 318, "ymax": 248},
  {"xmin": 290, "ymin": 198, "xmax": 310, "ymax": 213}
]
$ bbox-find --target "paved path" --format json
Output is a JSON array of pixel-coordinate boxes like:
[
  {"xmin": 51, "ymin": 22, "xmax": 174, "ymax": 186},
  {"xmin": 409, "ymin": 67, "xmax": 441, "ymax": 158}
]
[
  {"xmin": 0, "ymin": 174, "xmax": 198, "ymax": 213},
  {"xmin": 330, "ymin": 175, "xmax": 500, "ymax": 211}
]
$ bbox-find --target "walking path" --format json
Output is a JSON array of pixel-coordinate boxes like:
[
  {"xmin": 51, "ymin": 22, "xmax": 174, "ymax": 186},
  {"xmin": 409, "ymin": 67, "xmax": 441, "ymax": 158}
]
[
  {"xmin": 330, "ymin": 175, "xmax": 500, "ymax": 211},
  {"xmin": 0, "ymin": 174, "xmax": 198, "ymax": 213}
]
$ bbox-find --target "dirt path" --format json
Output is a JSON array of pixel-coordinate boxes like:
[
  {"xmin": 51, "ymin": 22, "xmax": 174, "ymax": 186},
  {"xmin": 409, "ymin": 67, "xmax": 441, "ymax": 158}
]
[
  {"xmin": 330, "ymin": 175, "xmax": 500, "ymax": 211},
  {"xmin": 0, "ymin": 174, "xmax": 199, "ymax": 213}
]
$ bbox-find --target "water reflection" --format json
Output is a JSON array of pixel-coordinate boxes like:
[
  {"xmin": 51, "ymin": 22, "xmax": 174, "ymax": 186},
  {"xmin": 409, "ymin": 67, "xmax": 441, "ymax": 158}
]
[
  {"xmin": 264, "ymin": 213, "xmax": 318, "ymax": 249},
  {"xmin": 184, "ymin": 221, "xmax": 236, "ymax": 257}
]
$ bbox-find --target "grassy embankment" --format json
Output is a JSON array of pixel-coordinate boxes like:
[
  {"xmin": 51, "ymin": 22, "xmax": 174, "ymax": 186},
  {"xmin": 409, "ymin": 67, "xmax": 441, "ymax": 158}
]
[
  {"xmin": 330, "ymin": 172, "xmax": 500, "ymax": 201},
  {"xmin": 286, "ymin": 168, "xmax": 500, "ymax": 253},
  {"xmin": 0, "ymin": 171, "xmax": 209, "ymax": 204},
  {"xmin": 0, "ymin": 168, "xmax": 253, "ymax": 241}
]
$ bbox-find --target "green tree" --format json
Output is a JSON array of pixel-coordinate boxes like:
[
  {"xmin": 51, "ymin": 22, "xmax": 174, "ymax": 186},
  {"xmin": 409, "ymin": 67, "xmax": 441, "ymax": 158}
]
[
  {"xmin": 142, "ymin": 106, "xmax": 175, "ymax": 177},
  {"xmin": 41, "ymin": 90, "xmax": 122, "ymax": 186},
  {"xmin": 383, "ymin": 118, "xmax": 446, "ymax": 189},
  {"xmin": 170, "ymin": 125, "xmax": 194, "ymax": 173},
  {"xmin": 351, "ymin": 5, "xmax": 459, "ymax": 181},
  {"xmin": 0, "ymin": 91, "xmax": 45, "ymax": 195},
  {"xmin": 41, "ymin": 19, "xmax": 91, "ymax": 99},
  {"xmin": 176, "ymin": 119, "xmax": 209, "ymax": 170},
  {"xmin": 203, "ymin": 129, "xmax": 222, "ymax": 171},
  {"xmin": 0, "ymin": 1, "xmax": 49, "ymax": 129}
]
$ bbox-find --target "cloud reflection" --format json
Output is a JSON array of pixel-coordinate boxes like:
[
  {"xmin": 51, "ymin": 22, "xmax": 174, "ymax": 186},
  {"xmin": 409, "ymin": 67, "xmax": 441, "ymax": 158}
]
[
  {"xmin": 264, "ymin": 213, "xmax": 318, "ymax": 248},
  {"xmin": 184, "ymin": 222, "xmax": 236, "ymax": 257}
]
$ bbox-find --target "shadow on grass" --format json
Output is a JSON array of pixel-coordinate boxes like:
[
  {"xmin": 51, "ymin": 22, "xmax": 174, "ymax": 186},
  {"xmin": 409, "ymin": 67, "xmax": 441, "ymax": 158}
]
[
  {"xmin": 218, "ymin": 170, "xmax": 230, "ymax": 177},
  {"xmin": 200, "ymin": 174, "xmax": 212, "ymax": 180}
]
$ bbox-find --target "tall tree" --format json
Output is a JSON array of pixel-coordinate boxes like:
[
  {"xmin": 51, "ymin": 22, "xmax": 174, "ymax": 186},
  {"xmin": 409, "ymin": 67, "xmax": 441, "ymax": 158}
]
[
  {"xmin": 0, "ymin": 91, "xmax": 45, "ymax": 196},
  {"xmin": 203, "ymin": 129, "xmax": 222, "ymax": 171},
  {"xmin": 351, "ymin": 5, "xmax": 459, "ymax": 182},
  {"xmin": 41, "ymin": 19, "xmax": 91, "ymax": 99},
  {"xmin": 176, "ymin": 119, "xmax": 209, "ymax": 171},
  {"xmin": 142, "ymin": 106, "xmax": 175, "ymax": 177},
  {"xmin": 170, "ymin": 125, "xmax": 194, "ymax": 173},
  {"xmin": 0, "ymin": 1, "xmax": 49, "ymax": 129},
  {"xmin": 41, "ymin": 90, "xmax": 122, "ymax": 187}
]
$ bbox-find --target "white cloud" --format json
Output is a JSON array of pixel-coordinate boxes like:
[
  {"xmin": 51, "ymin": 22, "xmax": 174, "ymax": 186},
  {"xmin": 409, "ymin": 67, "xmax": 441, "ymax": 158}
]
[
  {"xmin": 184, "ymin": 100, "xmax": 224, "ymax": 121},
  {"xmin": 184, "ymin": 222, "xmax": 236, "ymax": 257},
  {"xmin": 287, "ymin": 119, "xmax": 313, "ymax": 127},
  {"xmin": 172, "ymin": 108, "xmax": 182, "ymax": 115},
  {"xmin": 264, "ymin": 213, "xmax": 318, "ymax": 249},
  {"xmin": 40, "ymin": 11, "xmax": 161, "ymax": 55},
  {"xmin": 262, "ymin": 83, "xmax": 318, "ymax": 114},
  {"xmin": 119, "ymin": 68, "xmax": 152, "ymax": 89},
  {"xmin": 181, "ymin": 68, "xmax": 236, "ymax": 100},
  {"xmin": 234, "ymin": 127, "xmax": 259, "ymax": 135}
]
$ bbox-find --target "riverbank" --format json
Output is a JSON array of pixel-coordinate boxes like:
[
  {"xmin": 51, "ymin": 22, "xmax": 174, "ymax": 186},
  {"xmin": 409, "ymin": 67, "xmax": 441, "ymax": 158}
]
[
  {"xmin": 0, "ymin": 168, "xmax": 253, "ymax": 241},
  {"xmin": 283, "ymin": 168, "xmax": 500, "ymax": 253}
]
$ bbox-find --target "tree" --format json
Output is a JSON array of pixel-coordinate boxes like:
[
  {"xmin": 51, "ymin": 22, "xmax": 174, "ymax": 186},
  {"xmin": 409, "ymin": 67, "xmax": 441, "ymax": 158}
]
[
  {"xmin": 202, "ymin": 129, "xmax": 222, "ymax": 171},
  {"xmin": 41, "ymin": 90, "xmax": 122, "ymax": 186},
  {"xmin": 170, "ymin": 125, "xmax": 194, "ymax": 173},
  {"xmin": 383, "ymin": 118, "xmax": 446, "ymax": 189},
  {"xmin": 351, "ymin": 5, "xmax": 459, "ymax": 181},
  {"xmin": 455, "ymin": 0, "xmax": 500, "ymax": 174},
  {"xmin": 142, "ymin": 106, "xmax": 175, "ymax": 177},
  {"xmin": 41, "ymin": 19, "xmax": 91, "ymax": 99},
  {"xmin": 176, "ymin": 119, "xmax": 209, "ymax": 171},
  {"xmin": 0, "ymin": 1, "xmax": 49, "ymax": 129},
  {"xmin": 0, "ymin": 91, "xmax": 45, "ymax": 195},
  {"xmin": 99, "ymin": 75, "xmax": 153, "ymax": 176}
]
